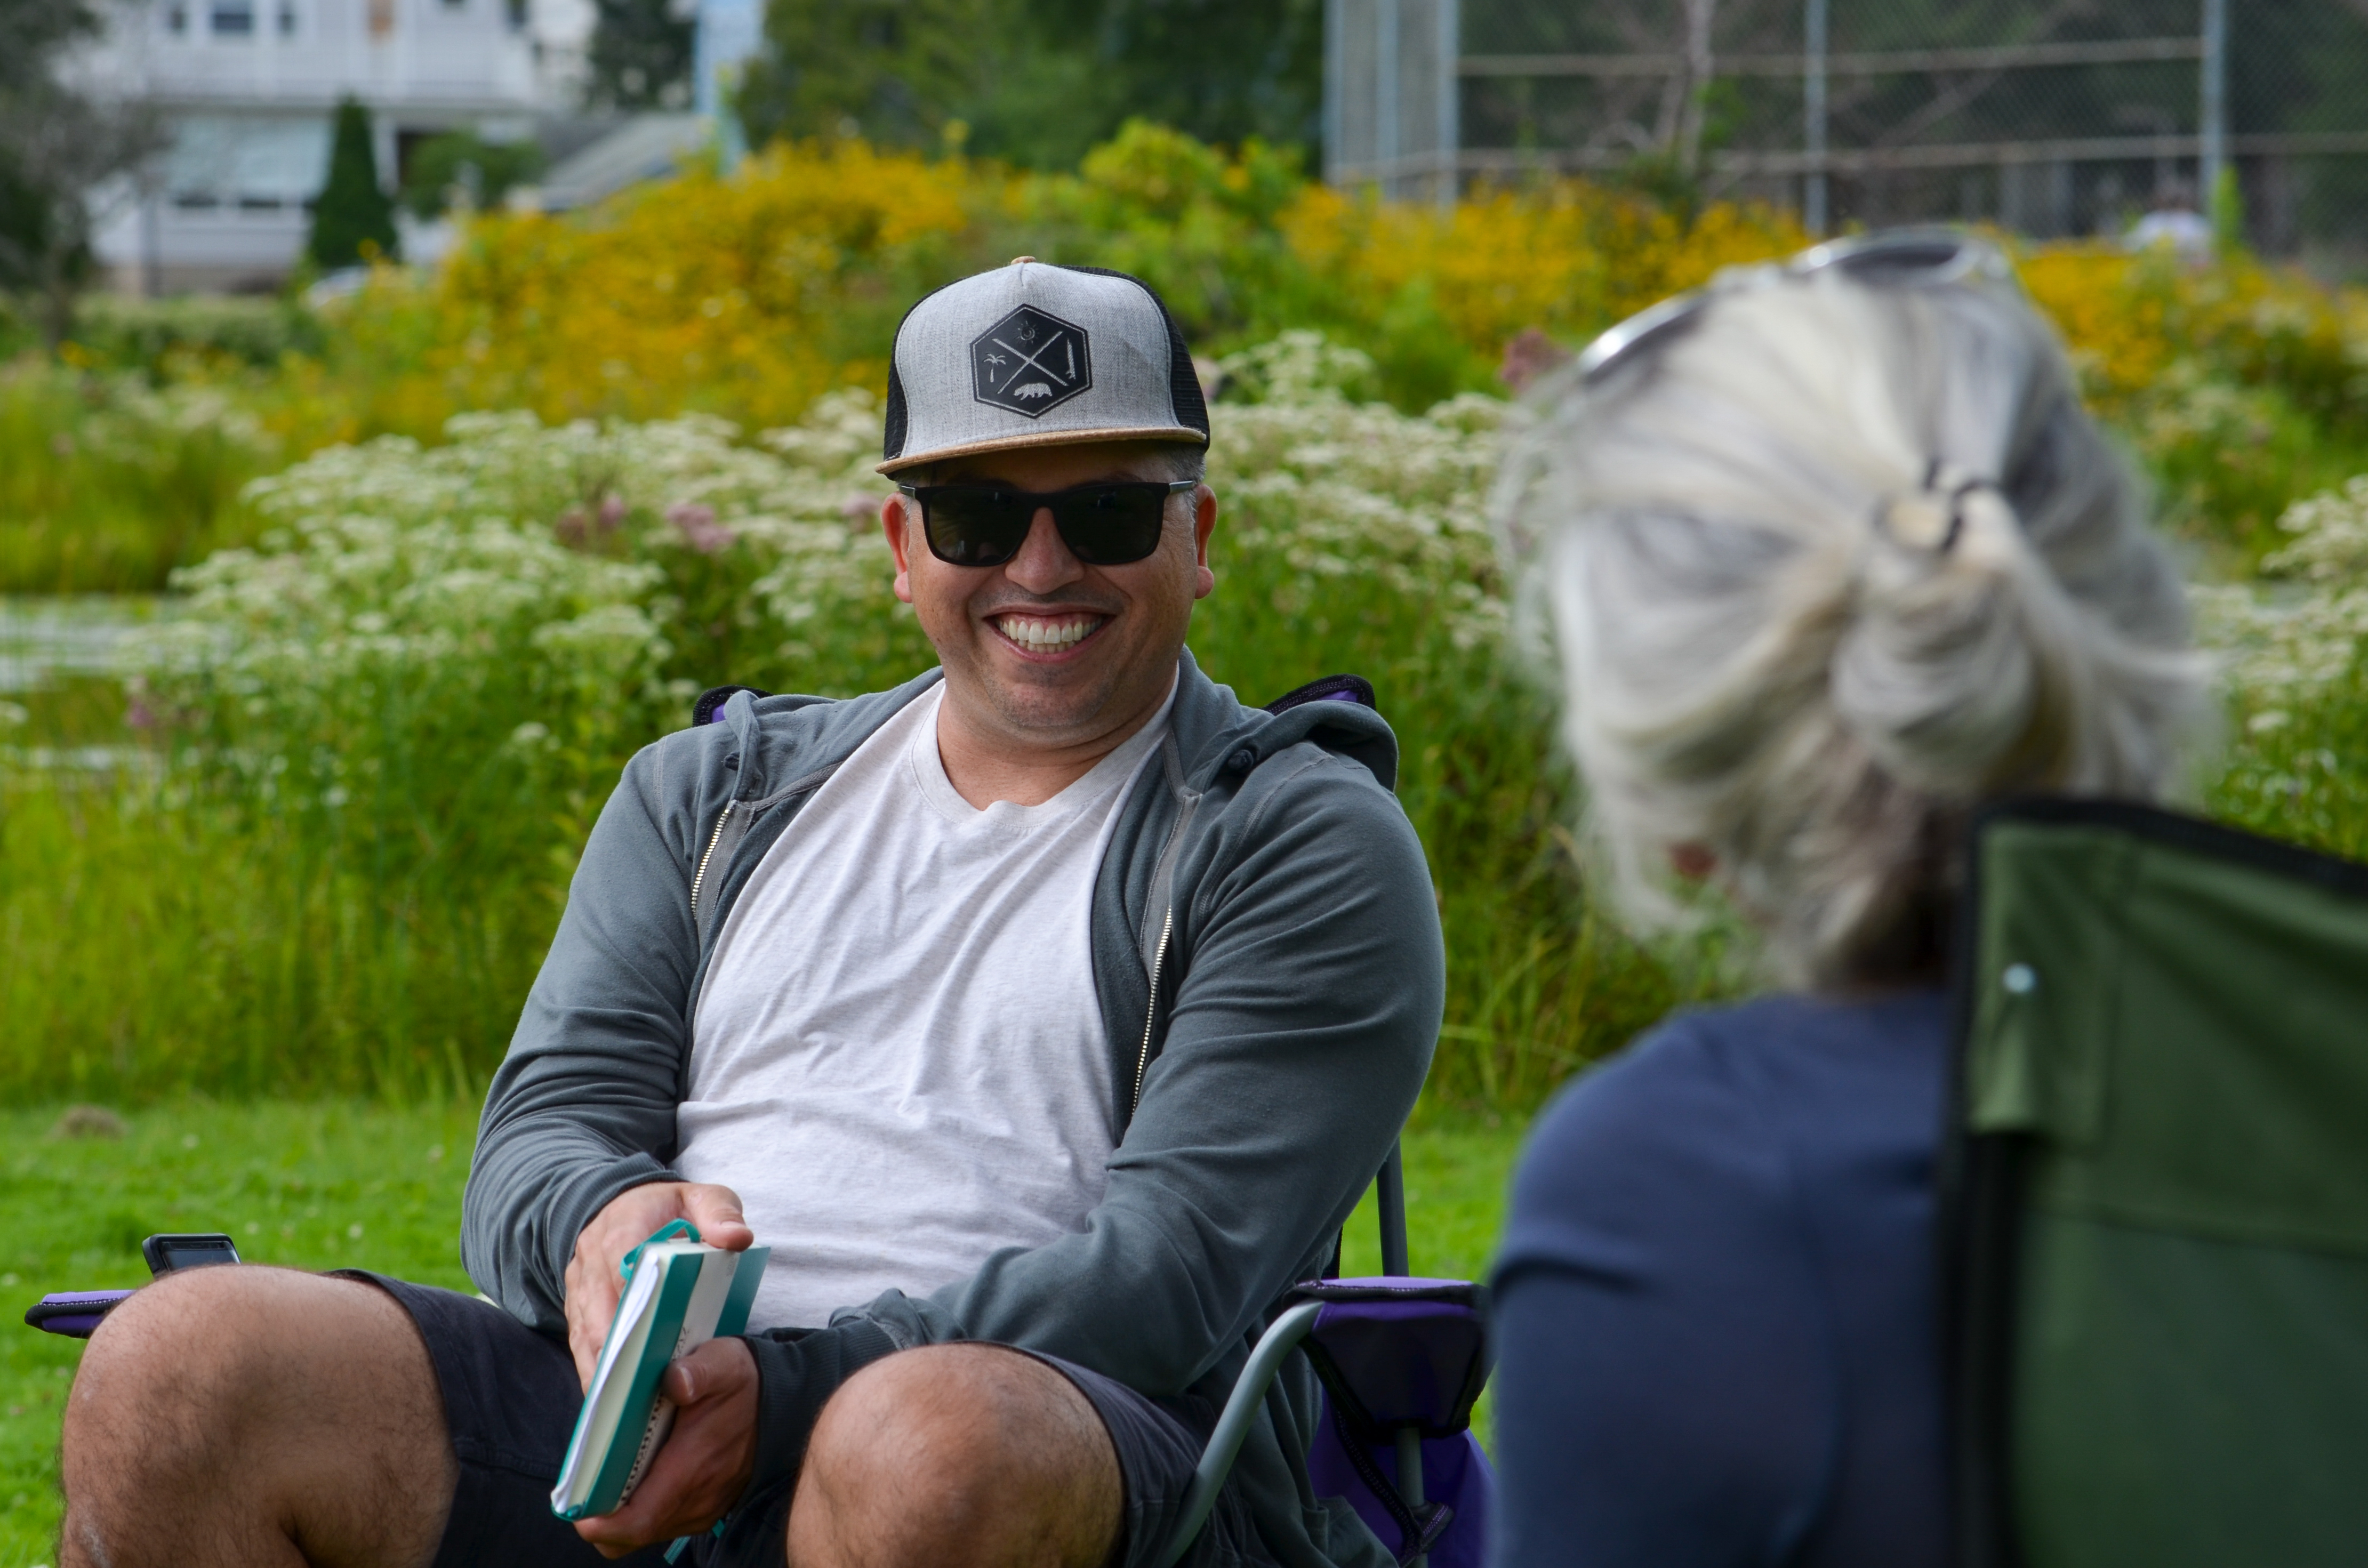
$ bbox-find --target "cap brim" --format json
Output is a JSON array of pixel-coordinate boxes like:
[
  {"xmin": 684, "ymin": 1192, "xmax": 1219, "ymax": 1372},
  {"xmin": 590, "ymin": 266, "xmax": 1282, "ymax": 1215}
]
[{"xmin": 877, "ymin": 424, "xmax": 1208, "ymax": 477}]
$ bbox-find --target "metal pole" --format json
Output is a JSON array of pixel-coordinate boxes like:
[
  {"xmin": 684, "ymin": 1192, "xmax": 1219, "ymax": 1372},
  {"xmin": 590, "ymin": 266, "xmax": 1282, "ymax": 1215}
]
[
  {"xmin": 1377, "ymin": 0, "xmax": 1400, "ymax": 197},
  {"xmin": 1323, "ymin": 0, "xmax": 1345, "ymax": 183},
  {"xmin": 1804, "ymin": 0, "xmax": 1828, "ymax": 234},
  {"xmin": 1396, "ymin": 1427, "xmax": 1429, "ymax": 1568},
  {"xmin": 1377, "ymin": 1143, "xmax": 1410, "ymax": 1277},
  {"xmin": 2199, "ymin": 0, "xmax": 2227, "ymax": 218},
  {"xmin": 1434, "ymin": 0, "xmax": 1458, "ymax": 208},
  {"xmin": 1431, "ymin": 0, "xmax": 1457, "ymax": 208}
]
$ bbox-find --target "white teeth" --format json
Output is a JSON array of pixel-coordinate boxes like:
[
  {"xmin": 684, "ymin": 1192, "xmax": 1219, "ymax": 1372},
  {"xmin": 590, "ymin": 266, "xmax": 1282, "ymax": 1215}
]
[{"xmin": 994, "ymin": 614, "xmax": 1103, "ymax": 652}]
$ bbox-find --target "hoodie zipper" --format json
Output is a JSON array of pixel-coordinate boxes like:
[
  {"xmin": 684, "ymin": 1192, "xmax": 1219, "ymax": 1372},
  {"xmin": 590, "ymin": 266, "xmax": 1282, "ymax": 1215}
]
[
  {"xmin": 1131, "ymin": 906, "xmax": 1173, "ymax": 1114},
  {"xmin": 689, "ymin": 801, "xmax": 736, "ymax": 922}
]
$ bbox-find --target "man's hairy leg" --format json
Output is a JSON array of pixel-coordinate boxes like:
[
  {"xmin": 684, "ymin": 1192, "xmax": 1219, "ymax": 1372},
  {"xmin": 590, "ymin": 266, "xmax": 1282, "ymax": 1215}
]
[
  {"xmin": 788, "ymin": 1345, "xmax": 1122, "ymax": 1568},
  {"xmin": 61, "ymin": 1267, "xmax": 455, "ymax": 1568}
]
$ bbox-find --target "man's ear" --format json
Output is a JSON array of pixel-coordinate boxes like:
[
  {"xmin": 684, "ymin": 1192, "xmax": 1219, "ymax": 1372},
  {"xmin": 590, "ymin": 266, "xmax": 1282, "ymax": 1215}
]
[
  {"xmin": 882, "ymin": 493, "xmax": 916, "ymax": 605},
  {"xmin": 1190, "ymin": 483, "xmax": 1217, "ymax": 601}
]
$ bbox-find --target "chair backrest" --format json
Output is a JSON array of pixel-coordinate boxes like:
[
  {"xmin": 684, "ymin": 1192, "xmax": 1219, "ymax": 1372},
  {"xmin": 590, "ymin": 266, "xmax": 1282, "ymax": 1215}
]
[{"xmin": 1945, "ymin": 799, "xmax": 2368, "ymax": 1567}]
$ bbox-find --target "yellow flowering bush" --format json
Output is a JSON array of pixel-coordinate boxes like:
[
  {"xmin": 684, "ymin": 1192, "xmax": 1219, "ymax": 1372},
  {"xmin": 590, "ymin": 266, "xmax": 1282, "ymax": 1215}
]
[
  {"xmin": 2022, "ymin": 244, "xmax": 2368, "ymax": 422},
  {"xmin": 333, "ymin": 140, "xmax": 1005, "ymax": 436},
  {"xmin": 1277, "ymin": 179, "xmax": 1805, "ymax": 358},
  {"xmin": 308, "ymin": 125, "xmax": 1810, "ymax": 436}
]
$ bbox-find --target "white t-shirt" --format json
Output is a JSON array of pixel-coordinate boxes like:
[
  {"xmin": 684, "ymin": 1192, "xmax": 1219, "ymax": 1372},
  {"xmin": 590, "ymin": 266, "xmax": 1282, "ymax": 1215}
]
[{"xmin": 676, "ymin": 680, "xmax": 1173, "ymax": 1332}]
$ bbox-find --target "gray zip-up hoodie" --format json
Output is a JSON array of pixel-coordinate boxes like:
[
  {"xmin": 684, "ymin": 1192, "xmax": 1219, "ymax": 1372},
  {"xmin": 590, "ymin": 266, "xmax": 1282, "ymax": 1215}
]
[{"xmin": 462, "ymin": 649, "xmax": 1444, "ymax": 1566}]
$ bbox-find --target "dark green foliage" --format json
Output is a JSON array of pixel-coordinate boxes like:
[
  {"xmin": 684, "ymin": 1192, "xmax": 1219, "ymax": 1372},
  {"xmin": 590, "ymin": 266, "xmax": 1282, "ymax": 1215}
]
[
  {"xmin": 0, "ymin": 0, "xmax": 159, "ymax": 346},
  {"xmin": 0, "ymin": 0, "xmax": 98, "ymax": 89},
  {"xmin": 740, "ymin": 0, "xmax": 1323, "ymax": 167},
  {"xmin": 738, "ymin": 0, "xmax": 1001, "ymax": 151},
  {"xmin": 398, "ymin": 130, "xmax": 545, "ymax": 220},
  {"xmin": 307, "ymin": 98, "xmax": 399, "ymax": 271},
  {"xmin": 588, "ymin": 0, "xmax": 695, "ymax": 110}
]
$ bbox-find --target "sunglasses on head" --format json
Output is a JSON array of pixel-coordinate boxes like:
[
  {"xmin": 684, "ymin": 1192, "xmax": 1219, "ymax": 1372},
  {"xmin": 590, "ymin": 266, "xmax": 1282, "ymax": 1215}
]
[
  {"xmin": 1575, "ymin": 229, "xmax": 2018, "ymax": 387},
  {"xmin": 898, "ymin": 479, "xmax": 1198, "ymax": 568}
]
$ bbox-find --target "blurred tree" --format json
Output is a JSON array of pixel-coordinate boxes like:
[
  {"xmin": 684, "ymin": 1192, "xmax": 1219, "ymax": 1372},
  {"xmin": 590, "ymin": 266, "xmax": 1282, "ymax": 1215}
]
[
  {"xmin": 308, "ymin": 98, "xmax": 400, "ymax": 270},
  {"xmin": 399, "ymin": 130, "xmax": 545, "ymax": 220},
  {"xmin": 739, "ymin": 0, "xmax": 1002, "ymax": 151},
  {"xmin": 0, "ymin": 0, "xmax": 164, "ymax": 347},
  {"xmin": 589, "ymin": 0, "xmax": 696, "ymax": 110},
  {"xmin": 740, "ymin": 0, "xmax": 1323, "ymax": 167},
  {"xmin": 1023, "ymin": 0, "xmax": 1326, "ymax": 151}
]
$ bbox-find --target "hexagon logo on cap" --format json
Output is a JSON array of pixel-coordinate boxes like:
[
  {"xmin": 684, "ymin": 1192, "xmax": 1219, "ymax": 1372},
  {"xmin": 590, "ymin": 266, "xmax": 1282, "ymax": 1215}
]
[{"xmin": 971, "ymin": 305, "xmax": 1093, "ymax": 419}]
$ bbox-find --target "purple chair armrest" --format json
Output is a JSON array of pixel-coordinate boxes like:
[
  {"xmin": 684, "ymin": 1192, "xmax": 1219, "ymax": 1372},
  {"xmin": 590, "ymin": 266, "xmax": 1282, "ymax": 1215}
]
[{"xmin": 25, "ymin": 1289, "xmax": 135, "ymax": 1339}]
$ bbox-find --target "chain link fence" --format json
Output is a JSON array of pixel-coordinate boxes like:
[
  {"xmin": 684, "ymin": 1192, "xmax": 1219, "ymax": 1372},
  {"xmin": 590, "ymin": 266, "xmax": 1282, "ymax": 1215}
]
[{"xmin": 1327, "ymin": 1, "xmax": 2368, "ymax": 261}]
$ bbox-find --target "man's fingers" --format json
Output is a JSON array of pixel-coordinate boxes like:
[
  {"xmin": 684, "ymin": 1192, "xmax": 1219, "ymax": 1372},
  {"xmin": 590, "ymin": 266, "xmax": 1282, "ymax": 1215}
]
[
  {"xmin": 682, "ymin": 1184, "xmax": 753, "ymax": 1249},
  {"xmin": 567, "ymin": 1183, "xmax": 745, "ymax": 1398},
  {"xmin": 663, "ymin": 1336, "xmax": 750, "ymax": 1406},
  {"xmin": 573, "ymin": 1340, "xmax": 758, "ymax": 1556}
]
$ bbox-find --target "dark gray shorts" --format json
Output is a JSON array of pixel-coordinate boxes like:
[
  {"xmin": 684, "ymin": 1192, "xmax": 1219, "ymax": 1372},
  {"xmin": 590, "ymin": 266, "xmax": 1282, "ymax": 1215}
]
[{"xmin": 353, "ymin": 1273, "xmax": 1272, "ymax": 1568}]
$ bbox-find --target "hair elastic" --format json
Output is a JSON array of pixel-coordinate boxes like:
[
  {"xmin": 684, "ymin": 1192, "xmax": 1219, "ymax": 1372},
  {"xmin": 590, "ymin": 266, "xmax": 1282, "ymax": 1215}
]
[{"xmin": 1875, "ymin": 459, "xmax": 1998, "ymax": 554}]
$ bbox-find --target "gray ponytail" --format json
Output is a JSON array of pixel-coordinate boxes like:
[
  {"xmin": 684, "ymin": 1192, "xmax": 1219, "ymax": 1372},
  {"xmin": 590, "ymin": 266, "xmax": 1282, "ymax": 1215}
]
[{"xmin": 1497, "ymin": 269, "xmax": 2205, "ymax": 988}]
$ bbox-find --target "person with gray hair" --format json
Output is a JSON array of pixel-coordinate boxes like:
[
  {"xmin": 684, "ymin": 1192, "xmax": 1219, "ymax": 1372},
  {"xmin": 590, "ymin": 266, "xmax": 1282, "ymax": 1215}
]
[{"xmin": 1484, "ymin": 233, "xmax": 2204, "ymax": 1564}]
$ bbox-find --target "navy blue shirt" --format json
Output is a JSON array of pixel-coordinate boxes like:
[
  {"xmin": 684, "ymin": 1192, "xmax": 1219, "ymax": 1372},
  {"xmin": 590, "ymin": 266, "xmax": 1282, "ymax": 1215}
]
[{"xmin": 1489, "ymin": 992, "xmax": 1949, "ymax": 1567}]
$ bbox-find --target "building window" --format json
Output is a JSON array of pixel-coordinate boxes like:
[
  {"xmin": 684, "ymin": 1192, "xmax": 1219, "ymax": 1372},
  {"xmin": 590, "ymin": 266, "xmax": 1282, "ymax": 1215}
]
[
  {"xmin": 210, "ymin": 0, "xmax": 255, "ymax": 35},
  {"xmin": 165, "ymin": 3, "xmax": 187, "ymax": 32},
  {"xmin": 277, "ymin": 1, "xmax": 297, "ymax": 35}
]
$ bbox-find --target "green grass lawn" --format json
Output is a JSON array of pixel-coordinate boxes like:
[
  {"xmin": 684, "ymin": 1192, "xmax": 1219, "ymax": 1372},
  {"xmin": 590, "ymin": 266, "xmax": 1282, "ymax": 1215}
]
[
  {"xmin": 0, "ymin": 1100, "xmax": 1532, "ymax": 1566},
  {"xmin": 0, "ymin": 1101, "xmax": 482, "ymax": 1566}
]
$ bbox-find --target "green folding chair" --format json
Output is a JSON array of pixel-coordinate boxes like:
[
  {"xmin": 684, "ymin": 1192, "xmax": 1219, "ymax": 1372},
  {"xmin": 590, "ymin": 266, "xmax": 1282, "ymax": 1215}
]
[{"xmin": 1944, "ymin": 798, "xmax": 2368, "ymax": 1567}]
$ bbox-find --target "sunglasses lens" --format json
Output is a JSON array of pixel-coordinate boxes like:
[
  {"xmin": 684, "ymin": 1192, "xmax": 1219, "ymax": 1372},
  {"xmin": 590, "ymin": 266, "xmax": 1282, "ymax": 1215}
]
[
  {"xmin": 918, "ymin": 483, "xmax": 1174, "ymax": 567},
  {"xmin": 922, "ymin": 489, "xmax": 1031, "ymax": 566},
  {"xmin": 1053, "ymin": 485, "xmax": 1169, "ymax": 565}
]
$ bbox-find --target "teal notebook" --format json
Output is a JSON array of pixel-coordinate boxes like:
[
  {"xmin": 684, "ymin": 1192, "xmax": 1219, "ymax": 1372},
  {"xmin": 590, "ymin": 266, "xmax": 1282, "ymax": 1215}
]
[{"xmin": 550, "ymin": 1226, "xmax": 772, "ymax": 1521}]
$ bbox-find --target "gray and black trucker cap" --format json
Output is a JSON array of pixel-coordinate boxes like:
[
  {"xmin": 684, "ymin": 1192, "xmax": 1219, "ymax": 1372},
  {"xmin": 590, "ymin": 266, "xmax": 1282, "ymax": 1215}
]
[{"xmin": 879, "ymin": 260, "xmax": 1210, "ymax": 476}]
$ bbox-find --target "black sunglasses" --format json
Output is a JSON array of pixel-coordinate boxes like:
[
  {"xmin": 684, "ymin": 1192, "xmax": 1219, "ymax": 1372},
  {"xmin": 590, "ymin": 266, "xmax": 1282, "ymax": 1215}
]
[
  {"xmin": 1576, "ymin": 229, "xmax": 2017, "ymax": 386},
  {"xmin": 897, "ymin": 479, "xmax": 1198, "ymax": 568}
]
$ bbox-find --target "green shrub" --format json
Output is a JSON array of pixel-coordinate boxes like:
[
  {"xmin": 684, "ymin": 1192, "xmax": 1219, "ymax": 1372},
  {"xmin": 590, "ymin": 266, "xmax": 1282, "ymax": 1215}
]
[
  {"xmin": 0, "ymin": 365, "xmax": 280, "ymax": 593},
  {"xmin": 66, "ymin": 294, "xmax": 327, "ymax": 373},
  {"xmin": 309, "ymin": 98, "xmax": 399, "ymax": 270},
  {"xmin": 398, "ymin": 131, "xmax": 544, "ymax": 221}
]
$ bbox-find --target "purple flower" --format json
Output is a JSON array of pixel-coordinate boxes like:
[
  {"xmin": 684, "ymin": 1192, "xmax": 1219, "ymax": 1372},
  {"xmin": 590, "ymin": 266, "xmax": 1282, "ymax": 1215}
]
[{"xmin": 665, "ymin": 501, "xmax": 736, "ymax": 556}]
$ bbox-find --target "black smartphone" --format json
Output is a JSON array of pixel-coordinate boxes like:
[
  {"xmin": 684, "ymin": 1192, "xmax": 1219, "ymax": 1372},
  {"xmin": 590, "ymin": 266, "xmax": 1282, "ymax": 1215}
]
[{"xmin": 141, "ymin": 1233, "xmax": 241, "ymax": 1277}]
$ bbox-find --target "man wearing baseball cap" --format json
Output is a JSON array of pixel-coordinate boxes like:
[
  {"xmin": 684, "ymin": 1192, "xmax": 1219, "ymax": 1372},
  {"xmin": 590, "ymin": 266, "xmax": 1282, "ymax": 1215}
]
[{"xmin": 63, "ymin": 263, "xmax": 1443, "ymax": 1568}]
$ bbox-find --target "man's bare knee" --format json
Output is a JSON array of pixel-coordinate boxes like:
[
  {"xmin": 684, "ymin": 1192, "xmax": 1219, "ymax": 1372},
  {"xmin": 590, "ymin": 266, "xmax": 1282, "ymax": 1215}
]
[
  {"xmin": 62, "ymin": 1267, "xmax": 454, "ymax": 1568},
  {"xmin": 790, "ymin": 1344, "xmax": 1120, "ymax": 1568}
]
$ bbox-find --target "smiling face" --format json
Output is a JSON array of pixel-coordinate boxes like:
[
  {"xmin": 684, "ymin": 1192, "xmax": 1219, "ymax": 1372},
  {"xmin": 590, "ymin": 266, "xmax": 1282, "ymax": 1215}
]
[{"xmin": 882, "ymin": 439, "xmax": 1218, "ymax": 764}]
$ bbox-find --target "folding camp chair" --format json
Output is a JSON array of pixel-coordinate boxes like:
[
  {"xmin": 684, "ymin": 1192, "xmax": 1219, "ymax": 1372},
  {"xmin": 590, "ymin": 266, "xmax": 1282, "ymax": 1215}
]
[
  {"xmin": 1159, "ymin": 1141, "xmax": 1495, "ymax": 1568},
  {"xmin": 1942, "ymin": 798, "xmax": 2368, "ymax": 1567}
]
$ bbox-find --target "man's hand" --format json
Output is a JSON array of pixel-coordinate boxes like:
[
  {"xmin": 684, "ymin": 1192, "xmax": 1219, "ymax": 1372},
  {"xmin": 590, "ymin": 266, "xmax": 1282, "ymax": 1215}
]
[
  {"xmin": 574, "ymin": 1338, "xmax": 761, "ymax": 1558},
  {"xmin": 565, "ymin": 1181, "xmax": 753, "ymax": 1391}
]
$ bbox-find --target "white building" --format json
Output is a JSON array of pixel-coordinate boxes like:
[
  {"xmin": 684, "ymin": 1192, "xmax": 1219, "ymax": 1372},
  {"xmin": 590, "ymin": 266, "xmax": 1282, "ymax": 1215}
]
[{"xmin": 77, "ymin": 0, "xmax": 595, "ymax": 293}]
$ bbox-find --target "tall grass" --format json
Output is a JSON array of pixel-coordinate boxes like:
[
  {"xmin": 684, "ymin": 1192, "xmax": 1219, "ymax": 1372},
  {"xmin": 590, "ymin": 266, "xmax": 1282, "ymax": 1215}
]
[
  {"xmin": 9, "ymin": 318, "xmax": 2368, "ymax": 1111},
  {"xmin": 1, "ymin": 343, "xmax": 1715, "ymax": 1106},
  {"xmin": 0, "ymin": 367, "xmax": 279, "ymax": 593}
]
